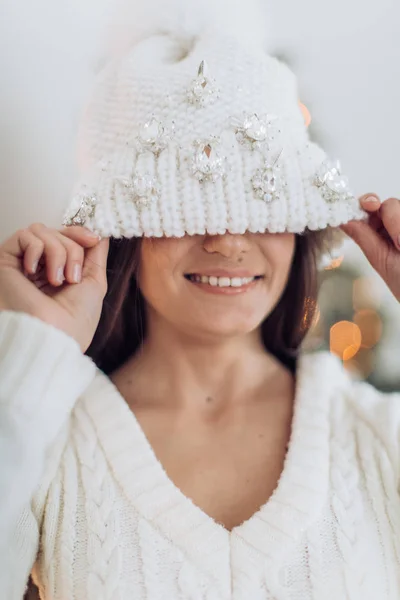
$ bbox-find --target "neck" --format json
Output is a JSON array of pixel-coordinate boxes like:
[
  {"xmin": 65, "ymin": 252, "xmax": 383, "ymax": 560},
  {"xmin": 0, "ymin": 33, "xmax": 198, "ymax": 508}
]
[{"xmin": 118, "ymin": 312, "xmax": 288, "ymax": 414}]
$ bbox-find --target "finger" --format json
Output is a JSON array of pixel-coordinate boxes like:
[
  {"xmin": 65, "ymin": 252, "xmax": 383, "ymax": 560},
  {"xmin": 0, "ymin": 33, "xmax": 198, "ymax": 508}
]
[
  {"xmin": 59, "ymin": 225, "xmax": 102, "ymax": 246},
  {"xmin": 27, "ymin": 225, "xmax": 101, "ymax": 285},
  {"xmin": 342, "ymin": 212, "xmax": 394, "ymax": 246},
  {"xmin": 367, "ymin": 212, "xmax": 383, "ymax": 233},
  {"xmin": 359, "ymin": 193, "xmax": 381, "ymax": 213},
  {"xmin": 50, "ymin": 232, "xmax": 85, "ymax": 284},
  {"xmin": 340, "ymin": 219, "xmax": 390, "ymax": 269},
  {"xmin": 58, "ymin": 226, "xmax": 103, "ymax": 283},
  {"xmin": 28, "ymin": 224, "xmax": 68, "ymax": 286},
  {"xmin": 17, "ymin": 230, "xmax": 45, "ymax": 275},
  {"xmin": 0, "ymin": 228, "xmax": 43, "ymax": 270},
  {"xmin": 82, "ymin": 237, "xmax": 110, "ymax": 292},
  {"xmin": 1, "ymin": 224, "xmax": 99, "ymax": 271},
  {"xmin": 379, "ymin": 198, "xmax": 400, "ymax": 251}
]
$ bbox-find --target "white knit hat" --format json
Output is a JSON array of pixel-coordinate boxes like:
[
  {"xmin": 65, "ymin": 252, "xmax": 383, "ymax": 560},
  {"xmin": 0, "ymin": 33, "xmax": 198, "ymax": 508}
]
[{"xmin": 61, "ymin": 0, "xmax": 367, "ymax": 249}]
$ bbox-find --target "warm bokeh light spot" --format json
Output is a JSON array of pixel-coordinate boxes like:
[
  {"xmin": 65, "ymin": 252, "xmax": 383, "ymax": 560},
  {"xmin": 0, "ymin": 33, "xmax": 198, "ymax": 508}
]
[
  {"xmin": 353, "ymin": 309, "xmax": 382, "ymax": 348},
  {"xmin": 302, "ymin": 297, "xmax": 320, "ymax": 332},
  {"xmin": 299, "ymin": 101, "xmax": 312, "ymax": 127},
  {"xmin": 330, "ymin": 320, "xmax": 362, "ymax": 361},
  {"xmin": 343, "ymin": 348, "xmax": 374, "ymax": 379},
  {"xmin": 324, "ymin": 255, "xmax": 344, "ymax": 270}
]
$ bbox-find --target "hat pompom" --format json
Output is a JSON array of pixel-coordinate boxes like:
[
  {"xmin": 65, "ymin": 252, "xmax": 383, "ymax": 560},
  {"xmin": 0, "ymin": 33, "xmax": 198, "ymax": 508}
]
[
  {"xmin": 105, "ymin": 0, "xmax": 270, "ymax": 61},
  {"xmin": 65, "ymin": 0, "xmax": 367, "ymax": 253}
]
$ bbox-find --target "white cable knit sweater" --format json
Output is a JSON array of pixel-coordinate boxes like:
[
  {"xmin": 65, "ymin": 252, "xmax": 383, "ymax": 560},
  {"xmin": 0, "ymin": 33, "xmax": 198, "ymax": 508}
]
[{"xmin": 1, "ymin": 309, "xmax": 400, "ymax": 600}]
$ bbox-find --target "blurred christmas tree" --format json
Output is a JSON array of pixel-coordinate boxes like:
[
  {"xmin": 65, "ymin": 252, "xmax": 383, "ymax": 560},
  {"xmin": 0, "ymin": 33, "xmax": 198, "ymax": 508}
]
[{"xmin": 304, "ymin": 239, "xmax": 400, "ymax": 392}]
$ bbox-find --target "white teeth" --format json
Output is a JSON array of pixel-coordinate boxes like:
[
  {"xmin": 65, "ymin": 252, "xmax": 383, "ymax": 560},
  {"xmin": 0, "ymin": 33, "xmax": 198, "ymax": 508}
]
[
  {"xmin": 218, "ymin": 277, "xmax": 230, "ymax": 287},
  {"xmin": 189, "ymin": 275, "xmax": 257, "ymax": 287},
  {"xmin": 231, "ymin": 277, "xmax": 242, "ymax": 287}
]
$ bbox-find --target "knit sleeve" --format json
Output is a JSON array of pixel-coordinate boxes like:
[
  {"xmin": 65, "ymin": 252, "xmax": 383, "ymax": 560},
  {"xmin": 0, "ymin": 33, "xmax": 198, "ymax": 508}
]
[
  {"xmin": 0, "ymin": 310, "xmax": 97, "ymax": 599},
  {"xmin": 349, "ymin": 378, "xmax": 400, "ymax": 483}
]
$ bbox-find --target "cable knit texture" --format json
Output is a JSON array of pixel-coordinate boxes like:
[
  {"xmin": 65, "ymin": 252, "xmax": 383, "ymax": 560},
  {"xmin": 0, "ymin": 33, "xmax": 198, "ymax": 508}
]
[{"xmin": 1, "ymin": 310, "xmax": 400, "ymax": 599}]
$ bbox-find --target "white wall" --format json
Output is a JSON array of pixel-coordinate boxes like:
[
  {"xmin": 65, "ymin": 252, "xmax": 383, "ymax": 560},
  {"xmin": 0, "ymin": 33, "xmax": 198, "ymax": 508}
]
[
  {"xmin": 0, "ymin": 0, "xmax": 112, "ymax": 236},
  {"xmin": 266, "ymin": 0, "xmax": 400, "ymax": 197}
]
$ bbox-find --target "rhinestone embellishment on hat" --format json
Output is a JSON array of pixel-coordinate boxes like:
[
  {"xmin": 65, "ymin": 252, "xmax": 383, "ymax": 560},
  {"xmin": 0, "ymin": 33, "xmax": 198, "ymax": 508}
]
[
  {"xmin": 191, "ymin": 137, "xmax": 226, "ymax": 183},
  {"xmin": 312, "ymin": 159, "xmax": 355, "ymax": 203},
  {"xmin": 116, "ymin": 172, "xmax": 160, "ymax": 208},
  {"xmin": 187, "ymin": 60, "xmax": 220, "ymax": 108},
  {"xmin": 62, "ymin": 193, "xmax": 97, "ymax": 226},
  {"xmin": 135, "ymin": 117, "xmax": 174, "ymax": 157},
  {"xmin": 252, "ymin": 148, "xmax": 286, "ymax": 203},
  {"xmin": 231, "ymin": 112, "xmax": 281, "ymax": 152}
]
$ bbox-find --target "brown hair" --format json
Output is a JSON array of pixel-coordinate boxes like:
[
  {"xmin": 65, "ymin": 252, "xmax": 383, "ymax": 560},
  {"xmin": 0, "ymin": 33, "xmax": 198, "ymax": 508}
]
[{"xmin": 85, "ymin": 229, "xmax": 333, "ymax": 376}]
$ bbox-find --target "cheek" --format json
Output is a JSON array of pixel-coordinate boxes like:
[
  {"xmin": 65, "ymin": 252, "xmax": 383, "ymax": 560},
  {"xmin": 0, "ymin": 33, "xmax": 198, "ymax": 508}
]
[
  {"xmin": 264, "ymin": 234, "xmax": 296, "ymax": 277},
  {"xmin": 139, "ymin": 242, "xmax": 170, "ymax": 295},
  {"xmin": 138, "ymin": 239, "xmax": 187, "ymax": 306}
]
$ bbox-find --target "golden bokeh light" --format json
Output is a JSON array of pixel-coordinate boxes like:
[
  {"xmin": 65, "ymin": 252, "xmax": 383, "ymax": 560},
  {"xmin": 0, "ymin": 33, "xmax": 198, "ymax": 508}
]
[
  {"xmin": 324, "ymin": 255, "xmax": 344, "ymax": 270},
  {"xmin": 353, "ymin": 309, "xmax": 382, "ymax": 348},
  {"xmin": 343, "ymin": 348, "xmax": 374, "ymax": 379},
  {"xmin": 330, "ymin": 320, "xmax": 362, "ymax": 361},
  {"xmin": 302, "ymin": 297, "xmax": 320, "ymax": 332}
]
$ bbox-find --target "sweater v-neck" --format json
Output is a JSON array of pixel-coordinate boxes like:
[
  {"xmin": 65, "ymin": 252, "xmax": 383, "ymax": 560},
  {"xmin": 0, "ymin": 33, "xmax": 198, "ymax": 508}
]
[{"xmin": 82, "ymin": 350, "xmax": 345, "ymax": 580}]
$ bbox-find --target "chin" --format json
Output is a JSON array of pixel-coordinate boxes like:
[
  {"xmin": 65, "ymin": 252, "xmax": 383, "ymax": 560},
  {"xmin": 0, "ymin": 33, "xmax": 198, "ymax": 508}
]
[{"xmin": 190, "ymin": 312, "xmax": 267, "ymax": 339}]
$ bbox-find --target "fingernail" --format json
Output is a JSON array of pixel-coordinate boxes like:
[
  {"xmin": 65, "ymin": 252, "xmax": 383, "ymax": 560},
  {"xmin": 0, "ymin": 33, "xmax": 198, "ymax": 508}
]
[
  {"xmin": 32, "ymin": 259, "xmax": 38, "ymax": 273},
  {"xmin": 365, "ymin": 195, "xmax": 380, "ymax": 204},
  {"xmin": 56, "ymin": 267, "xmax": 65, "ymax": 283},
  {"xmin": 86, "ymin": 229, "xmax": 101, "ymax": 239},
  {"xmin": 73, "ymin": 264, "xmax": 82, "ymax": 283}
]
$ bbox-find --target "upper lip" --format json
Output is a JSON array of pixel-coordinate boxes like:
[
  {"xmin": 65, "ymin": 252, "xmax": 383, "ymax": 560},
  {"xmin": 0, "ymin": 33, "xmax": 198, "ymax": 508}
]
[{"xmin": 185, "ymin": 270, "xmax": 262, "ymax": 278}]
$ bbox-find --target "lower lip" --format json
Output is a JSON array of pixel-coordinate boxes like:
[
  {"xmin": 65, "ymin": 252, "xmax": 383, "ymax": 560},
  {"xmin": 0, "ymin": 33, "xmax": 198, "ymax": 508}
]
[{"xmin": 185, "ymin": 278, "xmax": 262, "ymax": 295}]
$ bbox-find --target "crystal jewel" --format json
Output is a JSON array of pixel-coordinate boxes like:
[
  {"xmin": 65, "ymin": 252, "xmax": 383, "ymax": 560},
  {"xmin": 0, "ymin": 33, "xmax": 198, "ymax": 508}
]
[
  {"xmin": 187, "ymin": 60, "xmax": 220, "ymax": 108},
  {"xmin": 252, "ymin": 149, "xmax": 286, "ymax": 203},
  {"xmin": 135, "ymin": 117, "xmax": 173, "ymax": 156},
  {"xmin": 117, "ymin": 172, "xmax": 160, "ymax": 208},
  {"xmin": 231, "ymin": 112, "xmax": 281, "ymax": 151},
  {"xmin": 62, "ymin": 193, "xmax": 97, "ymax": 226},
  {"xmin": 312, "ymin": 159, "xmax": 355, "ymax": 203},
  {"xmin": 191, "ymin": 138, "xmax": 226, "ymax": 183}
]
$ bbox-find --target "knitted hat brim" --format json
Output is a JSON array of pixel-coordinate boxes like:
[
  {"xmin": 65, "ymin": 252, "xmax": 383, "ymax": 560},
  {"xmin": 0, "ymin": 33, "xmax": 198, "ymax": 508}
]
[{"xmin": 63, "ymin": 133, "xmax": 367, "ymax": 240}]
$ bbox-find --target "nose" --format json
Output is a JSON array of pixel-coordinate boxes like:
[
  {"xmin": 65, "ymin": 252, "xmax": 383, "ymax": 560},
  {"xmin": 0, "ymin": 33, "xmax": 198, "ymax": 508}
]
[{"xmin": 202, "ymin": 233, "xmax": 251, "ymax": 260}]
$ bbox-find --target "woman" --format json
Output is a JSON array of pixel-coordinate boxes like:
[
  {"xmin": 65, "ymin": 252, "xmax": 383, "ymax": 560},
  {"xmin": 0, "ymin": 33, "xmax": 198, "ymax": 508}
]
[{"xmin": 1, "ymin": 0, "xmax": 400, "ymax": 598}]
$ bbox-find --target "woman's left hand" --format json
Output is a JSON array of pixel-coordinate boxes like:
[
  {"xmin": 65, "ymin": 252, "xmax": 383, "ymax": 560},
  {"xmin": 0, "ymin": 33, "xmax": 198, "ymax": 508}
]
[{"xmin": 340, "ymin": 194, "xmax": 400, "ymax": 303}]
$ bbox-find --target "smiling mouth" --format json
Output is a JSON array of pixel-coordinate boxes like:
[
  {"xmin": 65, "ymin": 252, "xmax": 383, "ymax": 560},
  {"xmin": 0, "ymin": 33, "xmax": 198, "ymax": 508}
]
[{"xmin": 184, "ymin": 274, "xmax": 264, "ymax": 288}]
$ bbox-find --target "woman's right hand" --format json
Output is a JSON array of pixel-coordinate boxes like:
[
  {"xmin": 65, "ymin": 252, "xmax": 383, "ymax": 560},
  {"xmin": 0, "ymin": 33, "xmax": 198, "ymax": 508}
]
[{"xmin": 0, "ymin": 223, "xmax": 110, "ymax": 353}]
